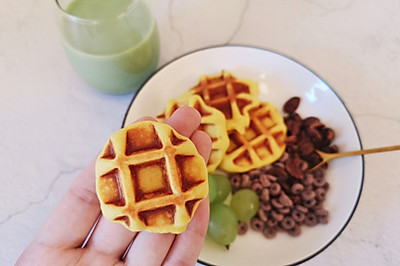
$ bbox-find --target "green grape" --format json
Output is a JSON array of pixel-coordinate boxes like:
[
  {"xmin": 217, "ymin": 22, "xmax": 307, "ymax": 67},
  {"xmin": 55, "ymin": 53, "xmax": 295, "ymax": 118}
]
[
  {"xmin": 230, "ymin": 189, "xmax": 260, "ymax": 222},
  {"xmin": 208, "ymin": 174, "xmax": 218, "ymax": 203},
  {"xmin": 209, "ymin": 173, "xmax": 231, "ymax": 203},
  {"xmin": 208, "ymin": 203, "xmax": 238, "ymax": 246}
]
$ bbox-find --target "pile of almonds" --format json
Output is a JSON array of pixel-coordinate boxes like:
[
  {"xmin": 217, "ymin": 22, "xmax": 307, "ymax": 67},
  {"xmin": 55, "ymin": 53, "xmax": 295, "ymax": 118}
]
[{"xmin": 228, "ymin": 96, "xmax": 338, "ymax": 238}]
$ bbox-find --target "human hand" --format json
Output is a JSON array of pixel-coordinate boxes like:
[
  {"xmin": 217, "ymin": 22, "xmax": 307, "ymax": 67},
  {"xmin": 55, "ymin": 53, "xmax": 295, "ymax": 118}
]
[{"xmin": 17, "ymin": 107, "xmax": 212, "ymax": 266}]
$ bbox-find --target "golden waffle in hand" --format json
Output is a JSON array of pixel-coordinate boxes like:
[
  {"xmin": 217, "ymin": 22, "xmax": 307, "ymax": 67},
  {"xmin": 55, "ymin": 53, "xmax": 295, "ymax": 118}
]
[
  {"xmin": 220, "ymin": 102, "xmax": 287, "ymax": 173},
  {"xmin": 95, "ymin": 121, "xmax": 208, "ymax": 234},
  {"xmin": 157, "ymin": 95, "xmax": 229, "ymax": 173},
  {"xmin": 182, "ymin": 70, "xmax": 260, "ymax": 134}
]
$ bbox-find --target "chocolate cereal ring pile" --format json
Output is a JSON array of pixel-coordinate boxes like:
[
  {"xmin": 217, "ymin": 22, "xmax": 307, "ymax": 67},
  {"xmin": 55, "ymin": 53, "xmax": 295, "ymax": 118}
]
[{"xmin": 229, "ymin": 97, "xmax": 337, "ymax": 238}]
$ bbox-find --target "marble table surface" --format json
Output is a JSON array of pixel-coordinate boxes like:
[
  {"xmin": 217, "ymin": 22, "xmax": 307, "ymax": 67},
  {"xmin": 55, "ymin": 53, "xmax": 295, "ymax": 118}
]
[{"xmin": 1, "ymin": 0, "xmax": 400, "ymax": 265}]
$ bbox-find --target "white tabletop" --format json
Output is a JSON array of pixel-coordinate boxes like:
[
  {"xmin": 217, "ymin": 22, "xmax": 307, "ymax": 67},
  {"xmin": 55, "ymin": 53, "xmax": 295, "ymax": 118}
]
[{"xmin": 1, "ymin": 0, "xmax": 400, "ymax": 265}]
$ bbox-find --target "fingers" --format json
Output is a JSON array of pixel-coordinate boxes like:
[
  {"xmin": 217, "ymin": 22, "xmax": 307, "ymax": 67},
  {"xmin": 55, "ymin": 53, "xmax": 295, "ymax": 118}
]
[
  {"xmin": 85, "ymin": 218, "xmax": 138, "ymax": 258},
  {"xmin": 30, "ymin": 158, "xmax": 101, "ymax": 248},
  {"xmin": 85, "ymin": 116, "xmax": 157, "ymax": 255},
  {"xmin": 165, "ymin": 106, "xmax": 211, "ymax": 162},
  {"xmin": 85, "ymin": 108, "xmax": 208, "ymax": 258},
  {"xmin": 190, "ymin": 130, "xmax": 212, "ymax": 164},
  {"xmin": 166, "ymin": 106, "xmax": 201, "ymax": 138},
  {"xmin": 134, "ymin": 107, "xmax": 210, "ymax": 162},
  {"xmin": 124, "ymin": 232, "xmax": 175, "ymax": 265},
  {"xmin": 163, "ymin": 197, "xmax": 210, "ymax": 266},
  {"xmin": 124, "ymin": 198, "xmax": 210, "ymax": 266},
  {"xmin": 123, "ymin": 109, "xmax": 212, "ymax": 264}
]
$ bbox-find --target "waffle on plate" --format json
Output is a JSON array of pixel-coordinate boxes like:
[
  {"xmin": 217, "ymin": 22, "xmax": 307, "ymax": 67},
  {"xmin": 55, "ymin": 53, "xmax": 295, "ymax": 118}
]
[
  {"xmin": 220, "ymin": 102, "xmax": 287, "ymax": 173},
  {"xmin": 181, "ymin": 70, "xmax": 260, "ymax": 134}
]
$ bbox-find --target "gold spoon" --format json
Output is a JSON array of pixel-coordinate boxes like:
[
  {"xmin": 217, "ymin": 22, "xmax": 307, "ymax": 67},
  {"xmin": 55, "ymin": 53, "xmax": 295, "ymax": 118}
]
[{"xmin": 308, "ymin": 144, "xmax": 400, "ymax": 172}]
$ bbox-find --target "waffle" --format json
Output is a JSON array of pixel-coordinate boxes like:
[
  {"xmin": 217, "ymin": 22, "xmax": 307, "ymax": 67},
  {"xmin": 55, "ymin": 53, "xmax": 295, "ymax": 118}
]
[
  {"xmin": 219, "ymin": 102, "xmax": 287, "ymax": 173},
  {"xmin": 157, "ymin": 95, "xmax": 229, "ymax": 173},
  {"xmin": 181, "ymin": 70, "xmax": 260, "ymax": 134},
  {"xmin": 95, "ymin": 121, "xmax": 208, "ymax": 234}
]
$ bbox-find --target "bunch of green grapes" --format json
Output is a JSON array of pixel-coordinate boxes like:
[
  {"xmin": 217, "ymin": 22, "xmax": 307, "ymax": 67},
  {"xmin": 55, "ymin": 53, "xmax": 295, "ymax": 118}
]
[{"xmin": 207, "ymin": 173, "xmax": 259, "ymax": 247}]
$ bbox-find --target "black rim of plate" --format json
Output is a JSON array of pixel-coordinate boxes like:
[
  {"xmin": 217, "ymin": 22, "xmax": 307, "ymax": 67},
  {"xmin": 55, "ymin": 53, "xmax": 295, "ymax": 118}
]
[{"xmin": 121, "ymin": 45, "xmax": 365, "ymax": 266}]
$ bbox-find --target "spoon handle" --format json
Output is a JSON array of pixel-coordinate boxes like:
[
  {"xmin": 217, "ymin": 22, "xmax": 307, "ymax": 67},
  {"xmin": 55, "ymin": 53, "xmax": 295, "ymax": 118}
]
[
  {"xmin": 329, "ymin": 144, "xmax": 400, "ymax": 159},
  {"xmin": 309, "ymin": 144, "xmax": 400, "ymax": 172}
]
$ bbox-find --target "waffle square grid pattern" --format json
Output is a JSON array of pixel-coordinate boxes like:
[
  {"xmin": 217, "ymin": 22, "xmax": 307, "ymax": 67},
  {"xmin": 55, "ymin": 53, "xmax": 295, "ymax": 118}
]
[
  {"xmin": 182, "ymin": 70, "xmax": 260, "ymax": 135},
  {"xmin": 220, "ymin": 102, "xmax": 287, "ymax": 173},
  {"xmin": 96, "ymin": 121, "xmax": 208, "ymax": 234}
]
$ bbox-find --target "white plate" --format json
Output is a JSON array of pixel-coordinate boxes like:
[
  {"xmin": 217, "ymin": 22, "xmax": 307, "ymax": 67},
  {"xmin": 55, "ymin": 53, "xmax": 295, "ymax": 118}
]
[{"xmin": 123, "ymin": 46, "xmax": 364, "ymax": 266}]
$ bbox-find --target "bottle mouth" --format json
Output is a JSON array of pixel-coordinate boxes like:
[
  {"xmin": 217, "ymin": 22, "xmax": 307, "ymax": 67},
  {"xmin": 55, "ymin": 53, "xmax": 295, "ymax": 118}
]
[{"xmin": 55, "ymin": 0, "xmax": 139, "ymax": 24}]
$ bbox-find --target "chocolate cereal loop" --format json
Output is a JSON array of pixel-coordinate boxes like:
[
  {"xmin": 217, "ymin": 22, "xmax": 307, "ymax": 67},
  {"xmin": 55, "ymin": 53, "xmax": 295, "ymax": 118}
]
[{"xmin": 238, "ymin": 221, "xmax": 249, "ymax": 235}]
